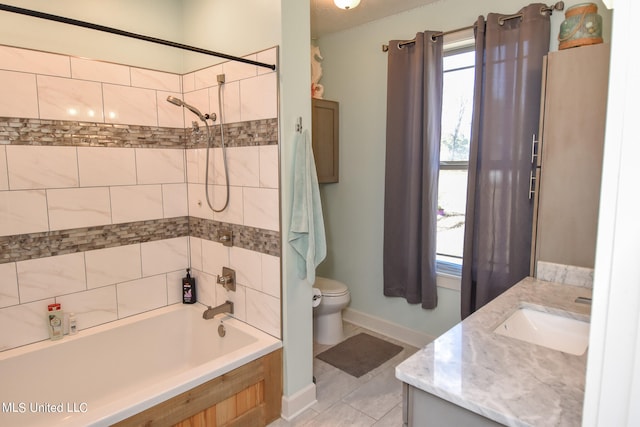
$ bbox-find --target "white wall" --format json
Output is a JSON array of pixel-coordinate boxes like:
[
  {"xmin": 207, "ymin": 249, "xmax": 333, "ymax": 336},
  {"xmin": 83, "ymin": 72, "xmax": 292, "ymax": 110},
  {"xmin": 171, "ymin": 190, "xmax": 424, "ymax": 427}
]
[
  {"xmin": 316, "ymin": 0, "xmax": 612, "ymax": 338},
  {"xmin": 180, "ymin": 0, "xmax": 281, "ymax": 72},
  {"xmin": 0, "ymin": 0, "xmax": 184, "ymax": 72}
]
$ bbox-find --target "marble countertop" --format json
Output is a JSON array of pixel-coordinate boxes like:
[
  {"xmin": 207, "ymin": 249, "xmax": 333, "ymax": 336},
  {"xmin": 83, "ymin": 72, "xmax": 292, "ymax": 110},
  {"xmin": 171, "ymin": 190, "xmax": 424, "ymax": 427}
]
[{"xmin": 395, "ymin": 277, "xmax": 592, "ymax": 426}]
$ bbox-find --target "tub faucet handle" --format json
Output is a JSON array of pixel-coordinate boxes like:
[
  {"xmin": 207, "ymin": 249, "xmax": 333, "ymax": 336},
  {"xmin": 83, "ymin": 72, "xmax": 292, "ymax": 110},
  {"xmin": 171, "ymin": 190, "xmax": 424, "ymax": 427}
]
[{"xmin": 217, "ymin": 267, "xmax": 236, "ymax": 292}]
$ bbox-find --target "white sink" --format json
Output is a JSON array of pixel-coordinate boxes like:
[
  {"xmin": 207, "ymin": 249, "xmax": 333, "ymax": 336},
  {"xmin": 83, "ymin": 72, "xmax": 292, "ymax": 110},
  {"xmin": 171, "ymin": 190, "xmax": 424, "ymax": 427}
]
[{"xmin": 494, "ymin": 307, "xmax": 590, "ymax": 355}]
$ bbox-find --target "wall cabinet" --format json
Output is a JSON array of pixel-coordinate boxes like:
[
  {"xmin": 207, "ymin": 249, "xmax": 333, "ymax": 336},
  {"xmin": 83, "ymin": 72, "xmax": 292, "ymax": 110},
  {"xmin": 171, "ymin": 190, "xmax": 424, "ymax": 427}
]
[
  {"xmin": 311, "ymin": 98, "xmax": 339, "ymax": 183},
  {"xmin": 531, "ymin": 43, "xmax": 610, "ymax": 272}
]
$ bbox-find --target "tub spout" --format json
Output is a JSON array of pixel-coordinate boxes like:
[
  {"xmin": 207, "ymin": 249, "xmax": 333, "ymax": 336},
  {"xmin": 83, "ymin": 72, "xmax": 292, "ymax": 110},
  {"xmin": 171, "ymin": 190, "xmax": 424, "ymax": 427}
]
[{"xmin": 203, "ymin": 301, "xmax": 234, "ymax": 320}]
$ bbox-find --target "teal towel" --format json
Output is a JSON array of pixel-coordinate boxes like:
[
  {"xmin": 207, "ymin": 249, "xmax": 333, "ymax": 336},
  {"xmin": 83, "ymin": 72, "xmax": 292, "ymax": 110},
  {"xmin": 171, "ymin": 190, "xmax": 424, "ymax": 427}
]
[{"xmin": 288, "ymin": 129, "xmax": 327, "ymax": 284}]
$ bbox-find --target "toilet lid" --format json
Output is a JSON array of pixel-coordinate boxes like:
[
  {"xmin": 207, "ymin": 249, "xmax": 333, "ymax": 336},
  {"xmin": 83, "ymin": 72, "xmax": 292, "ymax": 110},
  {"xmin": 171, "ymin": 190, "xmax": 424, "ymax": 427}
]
[{"xmin": 314, "ymin": 277, "xmax": 348, "ymax": 296}]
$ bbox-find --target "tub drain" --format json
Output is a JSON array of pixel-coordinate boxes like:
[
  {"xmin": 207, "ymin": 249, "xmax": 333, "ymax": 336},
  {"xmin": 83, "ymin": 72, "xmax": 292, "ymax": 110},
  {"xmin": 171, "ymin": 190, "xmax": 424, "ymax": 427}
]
[{"xmin": 218, "ymin": 322, "xmax": 226, "ymax": 337}]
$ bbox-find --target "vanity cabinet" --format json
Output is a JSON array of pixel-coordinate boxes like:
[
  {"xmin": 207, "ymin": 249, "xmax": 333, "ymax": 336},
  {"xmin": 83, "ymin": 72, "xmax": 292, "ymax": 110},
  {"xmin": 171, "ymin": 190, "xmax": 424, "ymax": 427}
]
[
  {"xmin": 531, "ymin": 43, "xmax": 610, "ymax": 272},
  {"xmin": 311, "ymin": 98, "xmax": 339, "ymax": 183}
]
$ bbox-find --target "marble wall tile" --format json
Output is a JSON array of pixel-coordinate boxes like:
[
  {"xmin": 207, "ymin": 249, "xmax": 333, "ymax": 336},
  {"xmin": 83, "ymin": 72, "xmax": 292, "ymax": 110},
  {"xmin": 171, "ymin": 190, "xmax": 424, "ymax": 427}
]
[
  {"xmin": 103, "ymin": 84, "xmax": 158, "ymax": 127},
  {"xmin": 189, "ymin": 237, "xmax": 203, "ymax": 272},
  {"xmin": 0, "ymin": 262, "xmax": 19, "ymax": 308},
  {"xmin": 110, "ymin": 185, "xmax": 164, "ymax": 224},
  {"xmin": 223, "ymin": 56, "xmax": 258, "ymax": 82},
  {"xmin": 77, "ymin": 147, "xmax": 137, "ymax": 187},
  {"xmin": 0, "ymin": 147, "xmax": 8, "ymax": 190},
  {"xmin": 17, "ymin": 252, "xmax": 86, "ymax": 303},
  {"xmin": 222, "ymin": 146, "xmax": 260, "ymax": 187},
  {"xmin": 70, "ymin": 57, "xmax": 131, "ymax": 85},
  {"xmin": 131, "ymin": 68, "xmax": 180, "ymax": 92},
  {"xmin": 230, "ymin": 246, "xmax": 262, "ymax": 291},
  {"xmin": 0, "ymin": 190, "xmax": 49, "ymax": 236},
  {"xmin": 216, "ymin": 281, "xmax": 246, "ymax": 323},
  {"xmin": 0, "ymin": 299, "xmax": 54, "ymax": 351},
  {"xmin": 157, "ymin": 91, "xmax": 186, "ymax": 128},
  {"xmin": 7, "ymin": 145, "xmax": 79, "ymax": 190},
  {"xmin": 47, "ymin": 187, "xmax": 112, "ymax": 230},
  {"xmin": 243, "ymin": 187, "xmax": 279, "ymax": 231},
  {"xmin": 194, "ymin": 270, "xmax": 218, "ymax": 308},
  {"xmin": 182, "ymin": 72, "xmax": 195, "ymax": 92},
  {"xmin": 166, "ymin": 270, "xmax": 184, "ymax": 305},
  {"xmin": 56, "ymin": 286, "xmax": 118, "ymax": 331},
  {"xmin": 37, "ymin": 75, "xmax": 103, "ymax": 122},
  {"xmin": 246, "ymin": 288, "xmax": 280, "ymax": 338},
  {"xmin": 187, "ymin": 183, "xmax": 214, "ymax": 220},
  {"xmin": 259, "ymin": 145, "xmax": 279, "ymax": 189},
  {"xmin": 194, "ymin": 63, "xmax": 223, "ymax": 90},
  {"xmin": 218, "ymin": 81, "xmax": 241, "ymax": 124},
  {"xmin": 261, "ymin": 253, "xmax": 281, "ymax": 298},
  {"xmin": 0, "ymin": 70, "xmax": 39, "ymax": 118},
  {"xmin": 256, "ymin": 48, "xmax": 277, "ymax": 76},
  {"xmin": 0, "ymin": 45, "xmax": 70, "ymax": 77},
  {"xmin": 212, "ymin": 185, "xmax": 244, "ymax": 225},
  {"xmin": 85, "ymin": 244, "xmax": 142, "ymax": 289},
  {"xmin": 135, "ymin": 148, "xmax": 185, "ymax": 184},
  {"xmin": 140, "ymin": 236, "xmax": 189, "ymax": 277},
  {"xmin": 162, "ymin": 183, "xmax": 188, "ymax": 218},
  {"xmin": 116, "ymin": 275, "xmax": 167, "ymax": 318},
  {"xmin": 183, "ymin": 88, "xmax": 210, "ymax": 121},
  {"xmin": 240, "ymin": 72, "xmax": 277, "ymax": 121},
  {"xmin": 201, "ymin": 238, "xmax": 230, "ymax": 278},
  {"xmin": 185, "ymin": 148, "xmax": 205, "ymax": 184}
]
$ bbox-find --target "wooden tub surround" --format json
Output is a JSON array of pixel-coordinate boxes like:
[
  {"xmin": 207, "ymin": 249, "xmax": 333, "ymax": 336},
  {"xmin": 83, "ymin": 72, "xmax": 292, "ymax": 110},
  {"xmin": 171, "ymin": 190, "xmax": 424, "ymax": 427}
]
[{"xmin": 114, "ymin": 349, "xmax": 282, "ymax": 427}]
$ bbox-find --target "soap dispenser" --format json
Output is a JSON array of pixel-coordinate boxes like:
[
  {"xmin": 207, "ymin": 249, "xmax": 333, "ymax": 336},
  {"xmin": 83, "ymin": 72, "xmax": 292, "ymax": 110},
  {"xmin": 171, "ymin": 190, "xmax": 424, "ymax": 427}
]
[
  {"xmin": 182, "ymin": 268, "xmax": 197, "ymax": 304},
  {"xmin": 47, "ymin": 303, "xmax": 64, "ymax": 341}
]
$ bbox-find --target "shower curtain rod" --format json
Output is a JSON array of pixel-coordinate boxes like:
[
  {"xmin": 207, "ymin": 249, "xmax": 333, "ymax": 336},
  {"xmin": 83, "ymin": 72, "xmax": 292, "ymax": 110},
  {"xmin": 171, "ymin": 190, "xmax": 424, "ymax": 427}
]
[
  {"xmin": 0, "ymin": 3, "xmax": 276, "ymax": 71},
  {"xmin": 381, "ymin": 1, "xmax": 564, "ymax": 52}
]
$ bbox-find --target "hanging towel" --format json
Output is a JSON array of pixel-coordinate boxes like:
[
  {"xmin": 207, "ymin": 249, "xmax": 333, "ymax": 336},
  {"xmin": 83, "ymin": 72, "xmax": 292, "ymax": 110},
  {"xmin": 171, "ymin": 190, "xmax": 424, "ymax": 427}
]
[{"xmin": 288, "ymin": 129, "xmax": 327, "ymax": 285}]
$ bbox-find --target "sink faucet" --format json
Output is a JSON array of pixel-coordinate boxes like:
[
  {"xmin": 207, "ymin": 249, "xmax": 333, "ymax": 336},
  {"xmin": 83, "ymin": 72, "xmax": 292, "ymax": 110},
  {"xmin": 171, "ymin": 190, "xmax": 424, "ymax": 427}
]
[{"xmin": 203, "ymin": 300, "xmax": 234, "ymax": 320}]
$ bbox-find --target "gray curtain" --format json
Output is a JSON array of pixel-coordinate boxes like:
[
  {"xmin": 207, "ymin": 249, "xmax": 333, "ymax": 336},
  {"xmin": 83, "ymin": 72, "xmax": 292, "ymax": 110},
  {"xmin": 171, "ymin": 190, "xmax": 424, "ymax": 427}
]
[
  {"xmin": 461, "ymin": 4, "xmax": 550, "ymax": 318},
  {"xmin": 383, "ymin": 32, "xmax": 443, "ymax": 309}
]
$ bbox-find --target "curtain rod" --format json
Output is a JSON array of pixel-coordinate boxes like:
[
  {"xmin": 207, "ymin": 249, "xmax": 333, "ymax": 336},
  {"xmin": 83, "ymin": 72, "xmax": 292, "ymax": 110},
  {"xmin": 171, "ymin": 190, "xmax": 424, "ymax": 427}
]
[
  {"xmin": 0, "ymin": 3, "xmax": 277, "ymax": 71},
  {"xmin": 381, "ymin": 1, "xmax": 565, "ymax": 52}
]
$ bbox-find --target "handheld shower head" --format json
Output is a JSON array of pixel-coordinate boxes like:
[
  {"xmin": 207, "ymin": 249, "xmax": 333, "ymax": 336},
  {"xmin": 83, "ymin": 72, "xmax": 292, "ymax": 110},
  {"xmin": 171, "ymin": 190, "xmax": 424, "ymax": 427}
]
[{"xmin": 166, "ymin": 96, "xmax": 213, "ymax": 122}]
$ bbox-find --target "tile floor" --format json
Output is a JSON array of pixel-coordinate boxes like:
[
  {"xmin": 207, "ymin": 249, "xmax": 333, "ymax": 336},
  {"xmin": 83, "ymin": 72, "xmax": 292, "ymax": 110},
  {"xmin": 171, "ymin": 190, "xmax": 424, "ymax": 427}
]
[{"xmin": 268, "ymin": 322, "xmax": 419, "ymax": 427}]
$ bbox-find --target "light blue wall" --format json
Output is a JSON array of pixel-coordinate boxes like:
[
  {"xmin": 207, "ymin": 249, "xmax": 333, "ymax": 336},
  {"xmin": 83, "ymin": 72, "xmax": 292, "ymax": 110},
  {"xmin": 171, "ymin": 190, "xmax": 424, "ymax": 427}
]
[{"xmin": 316, "ymin": 0, "xmax": 612, "ymax": 338}]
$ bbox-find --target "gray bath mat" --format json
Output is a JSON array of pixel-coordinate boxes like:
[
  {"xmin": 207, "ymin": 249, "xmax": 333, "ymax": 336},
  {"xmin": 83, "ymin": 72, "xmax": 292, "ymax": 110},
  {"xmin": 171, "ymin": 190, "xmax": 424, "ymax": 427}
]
[{"xmin": 317, "ymin": 333, "xmax": 403, "ymax": 378}]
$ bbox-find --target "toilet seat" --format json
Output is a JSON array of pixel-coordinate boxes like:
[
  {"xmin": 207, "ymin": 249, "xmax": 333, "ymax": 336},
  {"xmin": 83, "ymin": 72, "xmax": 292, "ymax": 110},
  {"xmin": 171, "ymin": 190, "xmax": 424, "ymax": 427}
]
[{"xmin": 314, "ymin": 277, "xmax": 349, "ymax": 297}]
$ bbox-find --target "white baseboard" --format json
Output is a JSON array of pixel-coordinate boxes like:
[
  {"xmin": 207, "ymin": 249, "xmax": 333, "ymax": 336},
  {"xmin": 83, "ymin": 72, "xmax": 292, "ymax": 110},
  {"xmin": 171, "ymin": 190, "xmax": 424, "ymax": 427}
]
[
  {"xmin": 280, "ymin": 382, "xmax": 317, "ymax": 421},
  {"xmin": 342, "ymin": 308, "xmax": 435, "ymax": 348}
]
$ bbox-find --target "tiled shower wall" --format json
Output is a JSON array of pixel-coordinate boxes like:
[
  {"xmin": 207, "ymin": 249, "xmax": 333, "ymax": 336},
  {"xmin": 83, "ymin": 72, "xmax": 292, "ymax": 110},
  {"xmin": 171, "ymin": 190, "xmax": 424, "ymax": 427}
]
[{"xmin": 0, "ymin": 45, "xmax": 280, "ymax": 351}]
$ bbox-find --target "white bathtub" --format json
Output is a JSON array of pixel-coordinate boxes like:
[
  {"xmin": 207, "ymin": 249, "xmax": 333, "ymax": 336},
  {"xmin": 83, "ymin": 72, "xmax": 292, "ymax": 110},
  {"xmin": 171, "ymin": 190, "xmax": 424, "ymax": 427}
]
[{"xmin": 0, "ymin": 304, "xmax": 282, "ymax": 427}]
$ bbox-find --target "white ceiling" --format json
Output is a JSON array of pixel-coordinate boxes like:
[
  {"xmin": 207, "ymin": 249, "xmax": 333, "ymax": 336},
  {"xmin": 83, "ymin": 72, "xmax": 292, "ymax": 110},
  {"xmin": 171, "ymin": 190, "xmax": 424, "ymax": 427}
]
[{"xmin": 310, "ymin": 0, "xmax": 439, "ymax": 38}]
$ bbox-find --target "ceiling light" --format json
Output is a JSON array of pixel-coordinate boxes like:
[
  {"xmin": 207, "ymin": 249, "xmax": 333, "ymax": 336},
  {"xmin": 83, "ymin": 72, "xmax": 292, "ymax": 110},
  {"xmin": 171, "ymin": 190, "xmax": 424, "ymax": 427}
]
[{"xmin": 334, "ymin": 0, "xmax": 361, "ymax": 10}]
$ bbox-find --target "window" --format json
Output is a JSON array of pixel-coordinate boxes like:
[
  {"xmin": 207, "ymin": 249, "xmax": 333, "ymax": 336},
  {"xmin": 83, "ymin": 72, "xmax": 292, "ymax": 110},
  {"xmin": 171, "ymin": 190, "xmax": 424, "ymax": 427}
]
[{"xmin": 436, "ymin": 44, "xmax": 475, "ymax": 276}]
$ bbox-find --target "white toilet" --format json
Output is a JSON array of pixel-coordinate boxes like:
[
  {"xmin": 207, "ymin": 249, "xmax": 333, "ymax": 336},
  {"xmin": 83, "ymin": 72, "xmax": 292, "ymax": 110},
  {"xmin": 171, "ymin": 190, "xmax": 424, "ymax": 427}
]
[{"xmin": 312, "ymin": 277, "xmax": 351, "ymax": 345}]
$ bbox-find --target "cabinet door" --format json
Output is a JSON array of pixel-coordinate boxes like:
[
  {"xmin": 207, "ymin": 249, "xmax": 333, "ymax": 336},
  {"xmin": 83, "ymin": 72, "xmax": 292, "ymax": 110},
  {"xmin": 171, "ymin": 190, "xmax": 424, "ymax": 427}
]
[
  {"xmin": 311, "ymin": 99, "xmax": 339, "ymax": 183},
  {"xmin": 534, "ymin": 43, "xmax": 610, "ymax": 269}
]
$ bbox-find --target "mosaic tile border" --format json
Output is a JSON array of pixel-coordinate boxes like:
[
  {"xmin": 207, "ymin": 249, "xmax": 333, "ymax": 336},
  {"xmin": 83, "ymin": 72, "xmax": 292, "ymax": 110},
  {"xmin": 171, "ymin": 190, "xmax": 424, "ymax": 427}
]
[
  {"xmin": 0, "ymin": 118, "xmax": 186, "ymax": 148},
  {"xmin": 189, "ymin": 118, "xmax": 279, "ymax": 148},
  {"xmin": 0, "ymin": 217, "xmax": 281, "ymax": 264},
  {"xmin": 0, "ymin": 117, "xmax": 279, "ymax": 149},
  {"xmin": 0, "ymin": 217, "xmax": 190, "ymax": 264},
  {"xmin": 189, "ymin": 217, "xmax": 281, "ymax": 257}
]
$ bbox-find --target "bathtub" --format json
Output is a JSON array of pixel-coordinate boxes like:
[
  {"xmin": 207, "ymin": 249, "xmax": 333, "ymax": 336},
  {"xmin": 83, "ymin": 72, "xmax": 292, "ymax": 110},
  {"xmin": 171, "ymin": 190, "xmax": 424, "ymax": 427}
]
[{"xmin": 0, "ymin": 304, "xmax": 282, "ymax": 427}]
